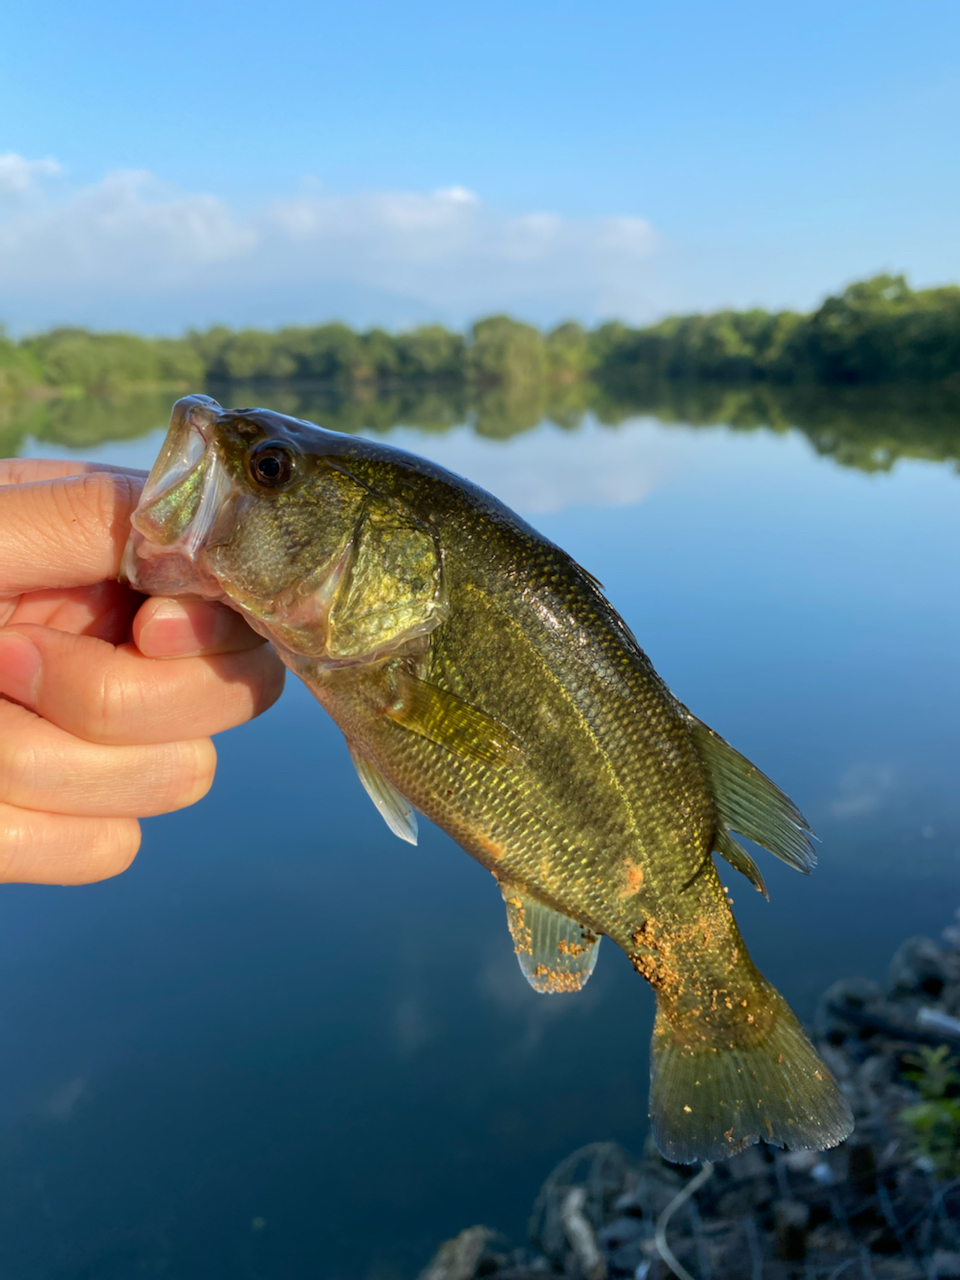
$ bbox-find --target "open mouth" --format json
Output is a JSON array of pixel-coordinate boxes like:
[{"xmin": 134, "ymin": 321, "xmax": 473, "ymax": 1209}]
[
  {"xmin": 138, "ymin": 413, "xmax": 208, "ymax": 509},
  {"xmin": 121, "ymin": 395, "xmax": 233, "ymax": 594}
]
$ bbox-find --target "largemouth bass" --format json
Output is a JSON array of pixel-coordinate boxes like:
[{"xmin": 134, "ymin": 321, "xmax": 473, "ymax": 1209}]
[{"xmin": 123, "ymin": 395, "xmax": 853, "ymax": 1163}]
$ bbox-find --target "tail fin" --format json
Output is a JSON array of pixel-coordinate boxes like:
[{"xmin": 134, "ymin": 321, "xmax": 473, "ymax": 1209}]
[{"xmin": 649, "ymin": 984, "xmax": 854, "ymax": 1164}]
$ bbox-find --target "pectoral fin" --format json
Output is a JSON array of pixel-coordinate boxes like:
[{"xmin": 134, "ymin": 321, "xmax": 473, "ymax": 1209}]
[
  {"xmin": 686, "ymin": 715, "xmax": 816, "ymax": 874},
  {"xmin": 348, "ymin": 744, "xmax": 418, "ymax": 845},
  {"xmin": 714, "ymin": 826, "xmax": 768, "ymax": 898},
  {"xmin": 385, "ymin": 674, "xmax": 526, "ymax": 771},
  {"xmin": 501, "ymin": 885, "xmax": 601, "ymax": 994}
]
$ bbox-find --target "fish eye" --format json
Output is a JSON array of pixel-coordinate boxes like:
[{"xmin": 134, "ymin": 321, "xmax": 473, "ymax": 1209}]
[{"xmin": 248, "ymin": 441, "xmax": 296, "ymax": 488}]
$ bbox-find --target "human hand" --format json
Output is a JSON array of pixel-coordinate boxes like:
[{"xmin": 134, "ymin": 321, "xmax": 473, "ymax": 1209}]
[{"xmin": 0, "ymin": 458, "xmax": 286, "ymax": 884}]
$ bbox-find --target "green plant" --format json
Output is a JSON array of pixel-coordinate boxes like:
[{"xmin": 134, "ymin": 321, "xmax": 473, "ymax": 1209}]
[{"xmin": 900, "ymin": 1045, "xmax": 960, "ymax": 1178}]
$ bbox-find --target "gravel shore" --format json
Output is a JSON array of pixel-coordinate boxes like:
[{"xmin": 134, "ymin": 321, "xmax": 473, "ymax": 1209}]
[{"xmin": 420, "ymin": 911, "xmax": 960, "ymax": 1280}]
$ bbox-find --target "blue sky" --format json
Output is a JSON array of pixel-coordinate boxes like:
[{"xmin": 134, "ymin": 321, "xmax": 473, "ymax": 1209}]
[{"xmin": 2, "ymin": 0, "xmax": 959, "ymax": 333}]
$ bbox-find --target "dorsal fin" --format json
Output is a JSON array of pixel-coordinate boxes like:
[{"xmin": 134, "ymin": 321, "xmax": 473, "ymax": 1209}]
[
  {"xmin": 348, "ymin": 744, "xmax": 418, "ymax": 845},
  {"xmin": 714, "ymin": 826, "xmax": 768, "ymax": 898},
  {"xmin": 686, "ymin": 716, "xmax": 816, "ymax": 874},
  {"xmin": 500, "ymin": 885, "xmax": 601, "ymax": 993}
]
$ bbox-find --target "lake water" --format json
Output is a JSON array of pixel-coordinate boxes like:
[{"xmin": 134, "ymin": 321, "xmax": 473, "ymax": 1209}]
[{"xmin": 3, "ymin": 393, "xmax": 960, "ymax": 1279}]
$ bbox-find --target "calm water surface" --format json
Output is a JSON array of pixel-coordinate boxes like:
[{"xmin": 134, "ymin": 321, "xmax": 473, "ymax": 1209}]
[{"xmin": 3, "ymin": 403, "xmax": 960, "ymax": 1279}]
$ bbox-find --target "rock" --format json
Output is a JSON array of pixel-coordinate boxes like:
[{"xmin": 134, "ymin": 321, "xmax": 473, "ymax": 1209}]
[
  {"xmin": 782, "ymin": 1149, "xmax": 819, "ymax": 1173},
  {"xmin": 419, "ymin": 1227, "xmax": 495, "ymax": 1280},
  {"xmin": 561, "ymin": 1187, "xmax": 606, "ymax": 1280},
  {"xmin": 423, "ymin": 903, "xmax": 960, "ymax": 1280},
  {"xmin": 725, "ymin": 1146, "xmax": 770, "ymax": 1181},
  {"xmin": 847, "ymin": 1141, "xmax": 877, "ymax": 1193},
  {"xmin": 815, "ymin": 976, "xmax": 886, "ymax": 1044},
  {"xmin": 597, "ymin": 1216, "xmax": 646, "ymax": 1277},
  {"xmin": 857, "ymin": 1052, "xmax": 895, "ymax": 1089},
  {"xmin": 772, "ymin": 1200, "xmax": 809, "ymax": 1262},
  {"xmin": 819, "ymin": 1041, "xmax": 854, "ymax": 1081},
  {"xmin": 941, "ymin": 910, "xmax": 960, "ymax": 952},
  {"xmin": 815, "ymin": 970, "xmax": 955, "ymax": 1051},
  {"xmin": 597, "ymin": 1217, "xmax": 643, "ymax": 1248},
  {"xmin": 889, "ymin": 936, "xmax": 948, "ymax": 998},
  {"xmin": 917, "ymin": 1007, "xmax": 960, "ymax": 1040}
]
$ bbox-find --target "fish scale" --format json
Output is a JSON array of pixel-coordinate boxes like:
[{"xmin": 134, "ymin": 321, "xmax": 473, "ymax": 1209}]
[
  {"xmin": 425, "ymin": 599, "xmax": 654, "ymax": 930},
  {"xmin": 123, "ymin": 394, "xmax": 855, "ymax": 1164}
]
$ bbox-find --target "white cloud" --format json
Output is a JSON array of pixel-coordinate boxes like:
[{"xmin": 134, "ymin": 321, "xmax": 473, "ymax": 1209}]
[
  {"xmin": 0, "ymin": 169, "xmax": 255, "ymax": 285},
  {"xmin": 0, "ymin": 153, "xmax": 61, "ymax": 198},
  {"xmin": 0, "ymin": 155, "xmax": 659, "ymax": 331},
  {"xmin": 477, "ymin": 938, "xmax": 601, "ymax": 1061},
  {"xmin": 830, "ymin": 764, "xmax": 897, "ymax": 819}
]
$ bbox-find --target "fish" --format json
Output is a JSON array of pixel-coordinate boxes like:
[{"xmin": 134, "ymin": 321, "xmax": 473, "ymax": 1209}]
[{"xmin": 122, "ymin": 393, "xmax": 854, "ymax": 1163}]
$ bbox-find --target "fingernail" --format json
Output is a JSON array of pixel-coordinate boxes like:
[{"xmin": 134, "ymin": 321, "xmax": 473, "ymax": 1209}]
[
  {"xmin": 0, "ymin": 631, "xmax": 42, "ymax": 706},
  {"xmin": 138, "ymin": 598, "xmax": 226, "ymax": 657}
]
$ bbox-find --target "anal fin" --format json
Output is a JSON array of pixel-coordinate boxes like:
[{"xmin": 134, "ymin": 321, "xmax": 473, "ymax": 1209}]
[
  {"xmin": 348, "ymin": 743, "xmax": 418, "ymax": 845},
  {"xmin": 501, "ymin": 885, "xmax": 600, "ymax": 994}
]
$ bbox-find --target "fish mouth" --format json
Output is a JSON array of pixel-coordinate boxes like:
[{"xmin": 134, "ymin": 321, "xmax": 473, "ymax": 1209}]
[
  {"xmin": 138, "ymin": 401, "xmax": 211, "ymax": 510},
  {"xmin": 122, "ymin": 394, "xmax": 235, "ymax": 596}
]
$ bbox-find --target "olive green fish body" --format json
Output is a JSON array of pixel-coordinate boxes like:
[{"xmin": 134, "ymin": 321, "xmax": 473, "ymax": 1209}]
[{"xmin": 123, "ymin": 396, "xmax": 854, "ymax": 1163}]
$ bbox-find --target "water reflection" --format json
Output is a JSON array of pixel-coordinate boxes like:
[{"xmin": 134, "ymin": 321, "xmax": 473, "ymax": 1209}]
[
  {"xmin": 0, "ymin": 390, "xmax": 176, "ymax": 457},
  {"xmin": 5, "ymin": 378, "xmax": 960, "ymax": 473},
  {"xmin": 1, "ymin": 387, "xmax": 960, "ymax": 1279}
]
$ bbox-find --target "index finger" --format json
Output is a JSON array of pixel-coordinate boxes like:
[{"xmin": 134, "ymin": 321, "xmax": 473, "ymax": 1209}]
[
  {"xmin": 0, "ymin": 471, "xmax": 144, "ymax": 595},
  {"xmin": 0, "ymin": 459, "xmax": 147, "ymax": 485}
]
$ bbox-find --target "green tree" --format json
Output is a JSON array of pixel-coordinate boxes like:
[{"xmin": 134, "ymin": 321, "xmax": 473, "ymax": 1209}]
[
  {"xmin": 779, "ymin": 275, "xmax": 960, "ymax": 383},
  {"xmin": 360, "ymin": 328, "xmax": 402, "ymax": 382},
  {"xmin": 186, "ymin": 326, "xmax": 233, "ymax": 378},
  {"xmin": 216, "ymin": 330, "xmax": 298, "ymax": 380},
  {"xmin": 546, "ymin": 321, "xmax": 595, "ymax": 383},
  {"xmin": 23, "ymin": 329, "xmax": 201, "ymax": 394},
  {"xmin": 395, "ymin": 326, "xmax": 465, "ymax": 381},
  {"xmin": 279, "ymin": 323, "xmax": 366, "ymax": 381},
  {"xmin": 468, "ymin": 315, "xmax": 546, "ymax": 388},
  {"xmin": 0, "ymin": 329, "xmax": 42, "ymax": 400},
  {"xmin": 25, "ymin": 330, "xmax": 158, "ymax": 394},
  {"xmin": 154, "ymin": 338, "xmax": 205, "ymax": 386}
]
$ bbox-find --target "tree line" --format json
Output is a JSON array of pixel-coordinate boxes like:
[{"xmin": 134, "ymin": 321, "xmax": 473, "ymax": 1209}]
[{"xmin": 2, "ymin": 274, "xmax": 959, "ymax": 402}]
